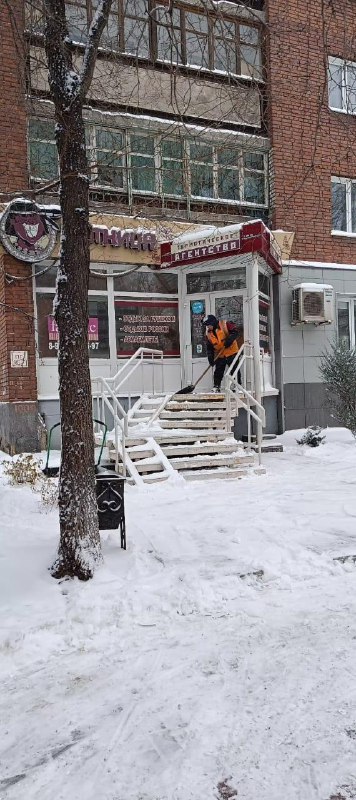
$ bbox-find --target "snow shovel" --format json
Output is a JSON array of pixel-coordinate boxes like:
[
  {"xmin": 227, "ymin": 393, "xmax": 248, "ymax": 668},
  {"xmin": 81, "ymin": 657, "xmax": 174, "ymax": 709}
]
[{"xmin": 175, "ymin": 348, "xmax": 226, "ymax": 395}]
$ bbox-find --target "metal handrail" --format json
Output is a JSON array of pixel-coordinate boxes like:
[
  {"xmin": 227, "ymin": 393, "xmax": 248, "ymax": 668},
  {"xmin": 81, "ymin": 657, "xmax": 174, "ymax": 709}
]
[
  {"xmin": 107, "ymin": 348, "xmax": 164, "ymax": 391},
  {"xmin": 91, "ymin": 347, "xmax": 165, "ymax": 477},
  {"xmin": 224, "ymin": 342, "xmax": 265, "ymax": 465}
]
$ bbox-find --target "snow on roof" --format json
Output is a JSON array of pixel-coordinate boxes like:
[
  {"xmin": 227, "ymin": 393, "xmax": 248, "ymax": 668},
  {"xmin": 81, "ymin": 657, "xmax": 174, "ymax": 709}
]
[
  {"xmin": 170, "ymin": 220, "xmax": 256, "ymax": 247},
  {"xmin": 294, "ymin": 283, "xmax": 333, "ymax": 291}
]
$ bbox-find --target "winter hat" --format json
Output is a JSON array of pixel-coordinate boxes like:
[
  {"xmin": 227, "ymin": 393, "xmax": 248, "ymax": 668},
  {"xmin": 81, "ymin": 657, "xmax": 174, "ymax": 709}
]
[{"xmin": 203, "ymin": 315, "xmax": 218, "ymax": 327}]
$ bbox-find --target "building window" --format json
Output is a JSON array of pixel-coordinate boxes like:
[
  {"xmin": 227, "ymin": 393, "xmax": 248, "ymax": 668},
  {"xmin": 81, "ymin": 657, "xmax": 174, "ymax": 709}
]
[
  {"xmin": 96, "ymin": 128, "xmax": 125, "ymax": 188},
  {"xmin": 331, "ymin": 177, "xmax": 356, "ymax": 234},
  {"xmin": 36, "ymin": 294, "xmax": 110, "ymax": 359},
  {"xmin": 337, "ymin": 297, "xmax": 356, "ymax": 349},
  {"xmin": 328, "ymin": 57, "xmax": 356, "ymax": 114},
  {"xmin": 29, "ymin": 117, "xmax": 267, "ymax": 207},
  {"xmin": 65, "ymin": 0, "xmax": 88, "ymax": 43},
  {"xmin": 31, "ymin": 1, "xmax": 261, "ymax": 80},
  {"xmin": 161, "ymin": 138, "xmax": 184, "ymax": 196},
  {"xmin": 28, "ymin": 120, "xmax": 58, "ymax": 181},
  {"xmin": 190, "ymin": 143, "xmax": 214, "ymax": 199},
  {"xmin": 122, "ymin": 0, "xmax": 150, "ymax": 58},
  {"xmin": 155, "ymin": 5, "xmax": 182, "ymax": 62}
]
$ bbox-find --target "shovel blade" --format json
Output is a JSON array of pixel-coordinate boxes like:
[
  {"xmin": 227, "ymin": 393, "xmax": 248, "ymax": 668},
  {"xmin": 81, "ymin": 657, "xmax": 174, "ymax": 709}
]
[{"xmin": 175, "ymin": 384, "xmax": 195, "ymax": 395}]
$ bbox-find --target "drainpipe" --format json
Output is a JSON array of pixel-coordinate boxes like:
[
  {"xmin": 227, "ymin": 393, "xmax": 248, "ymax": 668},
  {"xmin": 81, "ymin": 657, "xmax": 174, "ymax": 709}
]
[{"xmin": 251, "ymin": 254, "xmax": 263, "ymax": 462}]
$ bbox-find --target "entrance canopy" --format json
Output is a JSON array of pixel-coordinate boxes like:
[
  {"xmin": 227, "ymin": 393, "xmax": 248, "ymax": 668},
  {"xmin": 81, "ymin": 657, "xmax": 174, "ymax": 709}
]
[{"xmin": 159, "ymin": 220, "xmax": 283, "ymax": 274}]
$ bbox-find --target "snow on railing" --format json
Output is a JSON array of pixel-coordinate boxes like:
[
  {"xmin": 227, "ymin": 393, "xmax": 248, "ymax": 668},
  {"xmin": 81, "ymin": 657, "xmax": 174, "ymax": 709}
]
[
  {"xmin": 224, "ymin": 342, "xmax": 266, "ymax": 466},
  {"xmin": 91, "ymin": 348, "xmax": 165, "ymax": 476}
]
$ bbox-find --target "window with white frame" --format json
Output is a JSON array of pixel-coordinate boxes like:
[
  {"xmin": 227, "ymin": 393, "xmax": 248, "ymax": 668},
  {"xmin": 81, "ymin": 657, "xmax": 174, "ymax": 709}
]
[
  {"xmin": 28, "ymin": 118, "xmax": 268, "ymax": 206},
  {"xmin": 328, "ymin": 56, "xmax": 356, "ymax": 114},
  {"xmin": 25, "ymin": 2, "xmax": 262, "ymax": 79},
  {"xmin": 28, "ymin": 119, "xmax": 58, "ymax": 181},
  {"xmin": 331, "ymin": 177, "xmax": 356, "ymax": 234},
  {"xmin": 337, "ymin": 297, "xmax": 356, "ymax": 349}
]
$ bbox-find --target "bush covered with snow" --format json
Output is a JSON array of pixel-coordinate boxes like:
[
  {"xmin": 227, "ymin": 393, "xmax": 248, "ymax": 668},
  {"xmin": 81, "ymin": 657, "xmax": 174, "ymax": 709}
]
[
  {"xmin": 2, "ymin": 454, "xmax": 43, "ymax": 486},
  {"xmin": 320, "ymin": 341, "xmax": 356, "ymax": 436},
  {"xmin": 297, "ymin": 426, "xmax": 326, "ymax": 447}
]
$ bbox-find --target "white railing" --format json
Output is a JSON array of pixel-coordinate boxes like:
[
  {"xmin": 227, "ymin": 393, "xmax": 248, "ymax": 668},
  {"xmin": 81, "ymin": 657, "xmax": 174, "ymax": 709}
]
[
  {"xmin": 91, "ymin": 348, "xmax": 165, "ymax": 476},
  {"xmin": 224, "ymin": 342, "xmax": 266, "ymax": 465}
]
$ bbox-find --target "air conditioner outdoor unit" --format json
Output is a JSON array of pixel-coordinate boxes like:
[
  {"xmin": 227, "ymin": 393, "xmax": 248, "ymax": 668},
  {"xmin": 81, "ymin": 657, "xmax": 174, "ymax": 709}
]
[{"xmin": 291, "ymin": 283, "xmax": 334, "ymax": 325}]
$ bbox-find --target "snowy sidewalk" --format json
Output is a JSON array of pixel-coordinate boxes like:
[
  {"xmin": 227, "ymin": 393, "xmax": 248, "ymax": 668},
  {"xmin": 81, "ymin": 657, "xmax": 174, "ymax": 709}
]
[{"xmin": 1, "ymin": 429, "xmax": 356, "ymax": 800}]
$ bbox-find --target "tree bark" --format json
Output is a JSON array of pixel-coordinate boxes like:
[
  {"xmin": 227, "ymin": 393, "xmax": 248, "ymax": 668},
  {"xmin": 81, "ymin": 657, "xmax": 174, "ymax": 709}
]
[
  {"xmin": 51, "ymin": 102, "xmax": 101, "ymax": 581},
  {"xmin": 43, "ymin": 0, "xmax": 113, "ymax": 579}
]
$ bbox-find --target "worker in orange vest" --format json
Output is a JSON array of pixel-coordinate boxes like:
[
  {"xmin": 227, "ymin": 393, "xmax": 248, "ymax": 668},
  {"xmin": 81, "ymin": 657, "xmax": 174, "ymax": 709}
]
[{"xmin": 203, "ymin": 315, "xmax": 241, "ymax": 392}]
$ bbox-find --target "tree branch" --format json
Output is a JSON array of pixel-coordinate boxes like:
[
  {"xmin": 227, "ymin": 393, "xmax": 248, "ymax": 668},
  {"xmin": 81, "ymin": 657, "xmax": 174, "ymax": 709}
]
[
  {"xmin": 43, "ymin": 0, "xmax": 74, "ymax": 106},
  {"xmin": 78, "ymin": 0, "xmax": 113, "ymax": 101}
]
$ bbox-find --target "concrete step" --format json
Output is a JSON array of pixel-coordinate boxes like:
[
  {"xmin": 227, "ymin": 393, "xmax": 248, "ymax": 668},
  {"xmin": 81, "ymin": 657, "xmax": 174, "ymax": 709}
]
[
  {"xmin": 154, "ymin": 430, "xmax": 232, "ymax": 445},
  {"xmin": 132, "ymin": 460, "xmax": 165, "ymax": 474},
  {"xmin": 141, "ymin": 470, "xmax": 171, "ymax": 483},
  {"xmin": 181, "ymin": 467, "xmax": 249, "ymax": 481},
  {"xmin": 160, "ymin": 410, "xmax": 227, "ymax": 420},
  {"xmin": 166, "ymin": 400, "xmax": 227, "ymax": 411},
  {"xmin": 172, "ymin": 393, "xmax": 225, "ymax": 402},
  {"xmin": 161, "ymin": 441, "xmax": 240, "ymax": 458},
  {"xmin": 126, "ymin": 447, "xmax": 156, "ymax": 461},
  {"xmin": 160, "ymin": 419, "xmax": 229, "ymax": 429},
  {"xmin": 130, "ymin": 408, "xmax": 165, "ymax": 417},
  {"xmin": 169, "ymin": 454, "xmax": 253, "ymax": 470}
]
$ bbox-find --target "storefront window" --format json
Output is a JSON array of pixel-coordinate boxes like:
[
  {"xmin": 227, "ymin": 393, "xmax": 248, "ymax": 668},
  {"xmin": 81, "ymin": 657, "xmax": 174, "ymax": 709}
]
[
  {"xmin": 113, "ymin": 270, "xmax": 178, "ymax": 293},
  {"xmin": 115, "ymin": 299, "xmax": 180, "ymax": 356},
  {"xmin": 36, "ymin": 294, "xmax": 109, "ymax": 358},
  {"xmin": 258, "ymin": 271, "xmax": 270, "ymax": 296},
  {"xmin": 36, "ymin": 265, "xmax": 107, "ymax": 291},
  {"xmin": 186, "ymin": 267, "xmax": 246, "ymax": 294}
]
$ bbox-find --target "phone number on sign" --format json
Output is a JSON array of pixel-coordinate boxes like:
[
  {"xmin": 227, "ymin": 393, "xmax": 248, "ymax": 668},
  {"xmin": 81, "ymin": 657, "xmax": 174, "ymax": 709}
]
[{"xmin": 48, "ymin": 342, "xmax": 99, "ymax": 351}]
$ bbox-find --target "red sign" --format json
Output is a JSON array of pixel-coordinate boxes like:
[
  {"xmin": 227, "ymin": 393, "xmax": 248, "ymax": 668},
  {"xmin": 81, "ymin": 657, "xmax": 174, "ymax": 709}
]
[
  {"xmin": 47, "ymin": 317, "xmax": 99, "ymax": 341},
  {"xmin": 115, "ymin": 300, "xmax": 180, "ymax": 357},
  {"xmin": 160, "ymin": 220, "xmax": 282, "ymax": 274}
]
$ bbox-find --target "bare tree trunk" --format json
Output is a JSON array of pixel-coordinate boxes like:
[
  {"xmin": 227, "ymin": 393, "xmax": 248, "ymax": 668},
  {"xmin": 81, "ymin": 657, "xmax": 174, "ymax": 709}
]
[
  {"xmin": 43, "ymin": 0, "xmax": 113, "ymax": 579},
  {"xmin": 51, "ymin": 102, "xmax": 101, "ymax": 580}
]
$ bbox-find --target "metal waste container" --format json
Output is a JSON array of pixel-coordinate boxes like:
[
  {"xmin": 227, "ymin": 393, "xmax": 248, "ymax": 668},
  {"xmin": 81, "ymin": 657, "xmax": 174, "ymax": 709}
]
[{"xmin": 95, "ymin": 466, "xmax": 126, "ymax": 549}]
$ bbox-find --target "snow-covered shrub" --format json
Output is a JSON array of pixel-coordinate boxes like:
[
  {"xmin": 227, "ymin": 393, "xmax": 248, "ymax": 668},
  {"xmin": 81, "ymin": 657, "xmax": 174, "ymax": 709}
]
[
  {"xmin": 320, "ymin": 341, "xmax": 356, "ymax": 436},
  {"xmin": 40, "ymin": 478, "xmax": 58, "ymax": 510},
  {"xmin": 297, "ymin": 426, "xmax": 325, "ymax": 447},
  {"xmin": 2, "ymin": 454, "xmax": 42, "ymax": 486}
]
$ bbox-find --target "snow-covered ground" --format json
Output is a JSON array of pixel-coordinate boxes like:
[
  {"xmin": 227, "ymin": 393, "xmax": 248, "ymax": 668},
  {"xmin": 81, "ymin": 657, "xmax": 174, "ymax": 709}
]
[{"xmin": 2, "ymin": 429, "xmax": 356, "ymax": 800}]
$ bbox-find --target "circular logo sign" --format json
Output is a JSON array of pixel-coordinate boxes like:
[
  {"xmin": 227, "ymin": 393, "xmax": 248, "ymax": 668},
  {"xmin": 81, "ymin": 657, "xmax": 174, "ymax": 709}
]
[
  {"xmin": 192, "ymin": 300, "xmax": 204, "ymax": 314},
  {"xmin": 0, "ymin": 199, "xmax": 58, "ymax": 262}
]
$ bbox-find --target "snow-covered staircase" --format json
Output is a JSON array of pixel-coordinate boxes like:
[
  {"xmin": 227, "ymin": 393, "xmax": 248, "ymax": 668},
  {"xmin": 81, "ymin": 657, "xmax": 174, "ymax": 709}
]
[{"xmin": 101, "ymin": 392, "xmax": 264, "ymax": 484}]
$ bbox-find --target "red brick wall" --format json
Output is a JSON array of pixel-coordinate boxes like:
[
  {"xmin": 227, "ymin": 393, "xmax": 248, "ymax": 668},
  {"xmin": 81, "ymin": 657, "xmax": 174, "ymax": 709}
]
[
  {"xmin": 266, "ymin": 0, "xmax": 356, "ymax": 263},
  {"xmin": 0, "ymin": 254, "xmax": 37, "ymax": 403},
  {"xmin": 0, "ymin": 0, "xmax": 28, "ymax": 195}
]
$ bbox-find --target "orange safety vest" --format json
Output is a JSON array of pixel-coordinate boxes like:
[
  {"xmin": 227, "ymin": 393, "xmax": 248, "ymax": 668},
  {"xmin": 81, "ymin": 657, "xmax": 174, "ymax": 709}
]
[{"xmin": 206, "ymin": 320, "xmax": 238, "ymax": 358}]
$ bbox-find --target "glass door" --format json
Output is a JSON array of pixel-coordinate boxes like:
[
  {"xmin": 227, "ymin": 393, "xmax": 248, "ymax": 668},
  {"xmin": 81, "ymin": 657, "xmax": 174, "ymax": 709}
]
[{"xmin": 185, "ymin": 292, "xmax": 245, "ymax": 391}]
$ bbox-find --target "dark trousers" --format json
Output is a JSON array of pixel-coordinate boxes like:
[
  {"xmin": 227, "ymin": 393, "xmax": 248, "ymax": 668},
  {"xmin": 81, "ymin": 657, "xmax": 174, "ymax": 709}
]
[{"xmin": 213, "ymin": 355, "xmax": 238, "ymax": 388}]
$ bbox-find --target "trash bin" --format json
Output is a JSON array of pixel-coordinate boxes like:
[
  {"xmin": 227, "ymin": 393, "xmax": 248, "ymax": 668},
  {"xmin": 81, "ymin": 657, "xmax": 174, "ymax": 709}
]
[{"xmin": 95, "ymin": 466, "xmax": 126, "ymax": 549}]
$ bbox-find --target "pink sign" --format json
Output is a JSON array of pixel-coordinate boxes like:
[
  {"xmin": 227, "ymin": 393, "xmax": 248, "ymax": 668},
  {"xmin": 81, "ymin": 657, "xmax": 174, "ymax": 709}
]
[{"xmin": 47, "ymin": 317, "xmax": 98, "ymax": 341}]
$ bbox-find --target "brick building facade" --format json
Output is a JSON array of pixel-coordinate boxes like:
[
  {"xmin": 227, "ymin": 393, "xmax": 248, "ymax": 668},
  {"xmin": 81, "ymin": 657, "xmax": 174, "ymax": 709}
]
[
  {"xmin": 1, "ymin": 0, "xmax": 356, "ymax": 449},
  {"xmin": 266, "ymin": 0, "xmax": 356, "ymax": 429}
]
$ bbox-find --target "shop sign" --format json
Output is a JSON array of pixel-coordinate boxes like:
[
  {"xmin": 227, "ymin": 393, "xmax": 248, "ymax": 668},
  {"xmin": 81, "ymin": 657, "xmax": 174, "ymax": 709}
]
[
  {"xmin": 116, "ymin": 300, "xmax": 179, "ymax": 356},
  {"xmin": 0, "ymin": 200, "xmax": 57, "ymax": 262},
  {"xmin": 169, "ymin": 229, "xmax": 240, "ymax": 266},
  {"xmin": 259, "ymin": 298, "xmax": 270, "ymax": 352},
  {"xmin": 91, "ymin": 226, "xmax": 157, "ymax": 251},
  {"xmin": 47, "ymin": 317, "xmax": 99, "ymax": 351}
]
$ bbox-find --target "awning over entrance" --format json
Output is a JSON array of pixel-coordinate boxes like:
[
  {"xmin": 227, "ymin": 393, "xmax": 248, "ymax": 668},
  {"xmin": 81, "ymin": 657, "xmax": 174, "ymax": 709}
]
[{"xmin": 159, "ymin": 220, "xmax": 283, "ymax": 274}]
